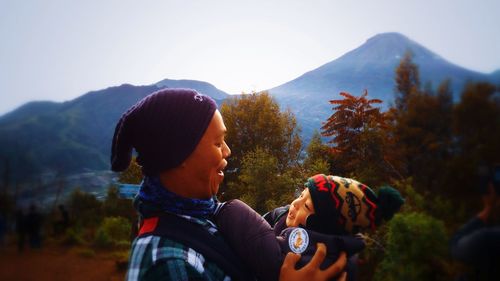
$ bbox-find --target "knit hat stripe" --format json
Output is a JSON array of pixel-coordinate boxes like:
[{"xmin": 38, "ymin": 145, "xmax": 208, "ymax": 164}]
[
  {"xmin": 358, "ymin": 184, "xmax": 376, "ymax": 230},
  {"xmin": 306, "ymin": 174, "xmax": 380, "ymax": 233}
]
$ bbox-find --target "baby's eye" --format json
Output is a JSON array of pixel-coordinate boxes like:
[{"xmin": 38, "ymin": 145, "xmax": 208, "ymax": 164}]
[{"xmin": 215, "ymin": 143, "xmax": 222, "ymax": 148}]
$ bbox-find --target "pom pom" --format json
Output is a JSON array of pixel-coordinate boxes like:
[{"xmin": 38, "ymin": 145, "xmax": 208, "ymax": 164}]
[{"xmin": 375, "ymin": 185, "xmax": 405, "ymax": 224}]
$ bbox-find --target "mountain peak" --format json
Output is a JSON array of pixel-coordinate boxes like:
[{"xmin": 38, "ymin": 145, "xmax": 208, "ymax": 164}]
[
  {"xmin": 341, "ymin": 32, "xmax": 441, "ymax": 64},
  {"xmin": 366, "ymin": 32, "xmax": 411, "ymax": 44}
]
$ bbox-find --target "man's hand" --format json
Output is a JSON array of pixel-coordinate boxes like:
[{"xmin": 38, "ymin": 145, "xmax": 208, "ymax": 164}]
[{"xmin": 279, "ymin": 243, "xmax": 347, "ymax": 281}]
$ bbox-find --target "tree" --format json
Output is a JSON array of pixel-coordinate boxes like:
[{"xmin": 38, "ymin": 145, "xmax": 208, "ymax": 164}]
[
  {"xmin": 220, "ymin": 92, "xmax": 302, "ymax": 200},
  {"xmin": 303, "ymin": 131, "xmax": 331, "ymax": 175},
  {"xmin": 373, "ymin": 212, "xmax": 450, "ymax": 281},
  {"xmin": 118, "ymin": 157, "xmax": 143, "ymax": 184},
  {"xmin": 321, "ymin": 90, "xmax": 392, "ymax": 185},
  {"xmin": 68, "ymin": 188, "xmax": 103, "ymax": 228},
  {"xmin": 394, "ymin": 51, "xmax": 420, "ymax": 112},
  {"xmin": 102, "ymin": 185, "xmax": 135, "ymax": 220},
  {"xmin": 220, "ymin": 92, "xmax": 302, "ymax": 173},
  {"xmin": 322, "ymin": 91, "xmax": 385, "ymax": 149},
  {"xmin": 391, "ymin": 53, "xmax": 454, "ymax": 193},
  {"xmin": 230, "ymin": 147, "xmax": 298, "ymax": 214},
  {"xmin": 393, "ymin": 81, "xmax": 454, "ymax": 191},
  {"xmin": 450, "ymin": 82, "xmax": 500, "ymax": 199}
]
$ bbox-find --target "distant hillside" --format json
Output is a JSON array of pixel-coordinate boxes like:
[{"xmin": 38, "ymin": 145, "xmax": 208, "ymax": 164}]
[
  {"xmin": 155, "ymin": 79, "xmax": 229, "ymax": 100},
  {"xmin": 491, "ymin": 69, "xmax": 500, "ymax": 84},
  {"xmin": 0, "ymin": 82, "xmax": 229, "ymax": 182},
  {"xmin": 268, "ymin": 32, "xmax": 497, "ymax": 139},
  {"xmin": 0, "ymin": 32, "xmax": 498, "ymax": 182}
]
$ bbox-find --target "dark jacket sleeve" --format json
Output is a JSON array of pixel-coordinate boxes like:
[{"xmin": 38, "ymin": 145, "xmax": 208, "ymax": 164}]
[
  {"xmin": 214, "ymin": 199, "xmax": 283, "ymax": 281},
  {"xmin": 278, "ymin": 227, "xmax": 365, "ymax": 270},
  {"xmin": 450, "ymin": 217, "xmax": 500, "ymax": 266},
  {"xmin": 263, "ymin": 205, "xmax": 289, "ymax": 227}
]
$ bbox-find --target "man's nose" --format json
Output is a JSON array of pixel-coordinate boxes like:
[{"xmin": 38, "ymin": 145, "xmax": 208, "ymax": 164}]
[{"xmin": 223, "ymin": 141, "xmax": 231, "ymax": 158}]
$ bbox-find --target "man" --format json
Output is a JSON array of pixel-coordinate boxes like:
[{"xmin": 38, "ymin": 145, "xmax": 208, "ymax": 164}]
[{"xmin": 112, "ymin": 88, "xmax": 346, "ymax": 280}]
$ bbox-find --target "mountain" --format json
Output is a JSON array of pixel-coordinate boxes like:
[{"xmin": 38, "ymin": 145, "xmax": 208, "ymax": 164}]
[
  {"xmin": 0, "ymin": 82, "xmax": 229, "ymax": 182},
  {"xmin": 268, "ymin": 32, "xmax": 496, "ymax": 139},
  {"xmin": 1, "ymin": 32, "xmax": 498, "ymax": 183},
  {"xmin": 155, "ymin": 79, "xmax": 229, "ymax": 100},
  {"xmin": 491, "ymin": 69, "xmax": 500, "ymax": 84}
]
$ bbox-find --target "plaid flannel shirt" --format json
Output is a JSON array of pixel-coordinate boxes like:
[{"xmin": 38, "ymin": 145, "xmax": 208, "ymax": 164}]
[{"xmin": 126, "ymin": 215, "xmax": 232, "ymax": 281}]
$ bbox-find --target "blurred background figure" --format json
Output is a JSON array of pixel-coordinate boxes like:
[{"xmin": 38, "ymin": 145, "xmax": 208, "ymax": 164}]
[
  {"xmin": 0, "ymin": 212, "xmax": 6, "ymax": 248},
  {"xmin": 25, "ymin": 204, "xmax": 43, "ymax": 249},
  {"xmin": 15, "ymin": 208, "xmax": 26, "ymax": 252},
  {"xmin": 450, "ymin": 164, "xmax": 500, "ymax": 280},
  {"xmin": 53, "ymin": 204, "xmax": 69, "ymax": 236}
]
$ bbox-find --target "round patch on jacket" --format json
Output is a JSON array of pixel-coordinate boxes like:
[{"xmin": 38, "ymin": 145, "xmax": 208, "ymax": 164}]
[{"xmin": 288, "ymin": 228, "xmax": 309, "ymax": 254}]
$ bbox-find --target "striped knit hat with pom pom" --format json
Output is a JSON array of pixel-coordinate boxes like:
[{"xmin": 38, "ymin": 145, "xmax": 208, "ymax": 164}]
[{"xmin": 305, "ymin": 174, "xmax": 404, "ymax": 234}]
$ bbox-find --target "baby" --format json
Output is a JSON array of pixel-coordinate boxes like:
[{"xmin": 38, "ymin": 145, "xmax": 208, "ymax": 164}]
[{"xmin": 214, "ymin": 174, "xmax": 404, "ymax": 281}]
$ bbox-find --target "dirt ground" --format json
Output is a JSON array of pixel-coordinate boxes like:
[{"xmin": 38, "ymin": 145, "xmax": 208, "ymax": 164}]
[{"xmin": 0, "ymin": 242, "xmax": 126, "ymax": 281}]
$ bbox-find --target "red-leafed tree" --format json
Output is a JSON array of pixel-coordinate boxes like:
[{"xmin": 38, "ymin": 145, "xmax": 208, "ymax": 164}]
[
  {"xmin": 321, "ymin": 90, "xmax": 395, "ymax": 186},
  {"xmin": 321, "ymin": 90, "xmax": 385, "ymax": 149}
]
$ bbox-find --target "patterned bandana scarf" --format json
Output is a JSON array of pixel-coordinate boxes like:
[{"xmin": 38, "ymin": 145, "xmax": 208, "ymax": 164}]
[{"xmin": 136, "ymin": 176, "xmax": 216, "ymax": 219}]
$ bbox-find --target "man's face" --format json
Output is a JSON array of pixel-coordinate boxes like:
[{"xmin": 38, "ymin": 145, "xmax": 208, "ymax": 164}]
[
  {"xmin": 286, "ymin": 188, "xmax": 315, "ymax": 227},
  {"xmin": 182, "ymin": 110, "xmax": 231, "ymax": 199}
]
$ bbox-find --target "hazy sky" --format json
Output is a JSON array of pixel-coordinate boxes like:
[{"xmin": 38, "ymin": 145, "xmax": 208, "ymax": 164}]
[{"xmin": 1, "ymin": 0, "xmax": 499, "ymax": 115}]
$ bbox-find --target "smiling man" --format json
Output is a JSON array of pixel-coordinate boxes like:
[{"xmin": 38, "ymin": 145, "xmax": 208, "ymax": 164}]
[{"xmin": 111, "ymin": 88, "xmax": 345, "ymax": 281}]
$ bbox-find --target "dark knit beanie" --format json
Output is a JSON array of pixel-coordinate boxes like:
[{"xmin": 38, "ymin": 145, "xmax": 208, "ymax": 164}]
[
  {"xmin": 305, "ymin": 174, "xmax": 404, "ymax": 234},
  {"xmin": 111, "ymin": 88, "xmax": 217, "ymax": 176}
]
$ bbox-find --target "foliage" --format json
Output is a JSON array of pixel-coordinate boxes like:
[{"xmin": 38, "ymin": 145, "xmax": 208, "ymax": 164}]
[
  {"xmin": 220, "ymin": 91, "xmax": 302, "ymax": 173},
  {"xmin": 391, "ymin": 78, "xmax": 454, "ymax": 192},
  {"xmin": 303, "ymin": 131, "xmax": 331, "ymax": 175},
  {"xmin": 321, "ymin": 90, "xmax": 394, "ymax": 186},
  {"xmin": 392, "ymin": 178, "xmax": 424, "ymax": 212},
  {"xmin": 118, "ymin": 157, "xmax": 143, "ymax": 184},
  {"xmin": 76, "ymin": 248, "xmax": 96, "ymax": 258},
  {"xmin": 94, "ymin": 228, "xmax": 113, "ymax": 249},
  {"xmin": 230, "ymin": 148, "xmax": 300, "ymax": 214},
  {"xmin": 373, "ymin": 212, "xmax": 450, "ymax": 281},
  {"xmin": 394, "ymin": 51, "xmax": 420, "ymax": 112},
  {"xmin": 220, "ymin": 92, "xmax": 303, "ymax": 201},
  {"xmin": 61, "ymin": 226, "xmax": 86, "ymax": 246},
  {"xmin": 111, "ymin": 250, "xmax": 131, "ymax": 271},
  {"xmin": 68, "ymin": 188, "xmax": 103, "ymax": 228},
  {"xmin": 102, "ymin": 185, "xmax": 135, "ymax": 220},
  {"xmin": 322, "ymin": 90, "xmax": 385, "ymax": 149},
  {"xmin": 450, "ymin": 82, "xmax": 500, "ymax": 200},
  {"xmin": 94, "ymin": 216, "xmax": 131, "ymax": 249}
]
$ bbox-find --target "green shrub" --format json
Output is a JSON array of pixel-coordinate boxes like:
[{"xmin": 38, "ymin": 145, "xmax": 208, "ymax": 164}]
[
  {"xmin": 94, "ymin": 216, "xmax": 131, "ymax": 248},
  {"xmin": 373, "ymin": 212, "xmax": 450, "ymax": 281},
  {"xmin": 76, "ymin": 248, "xmax": 96, "ymax": 258},
  {"xmin": 94, "ymin": 228, "xmax": 113, "ymax": 249},
  {"xmin": 68, "ymin": 188, "xmax": 103, "ymax": 228},
  {"xmin": 62, "ymin": 226, "xmax": 86, "ymax": 246},
  {"xmin": 110, "ymin": 250, "xmax": 131, "ymax": 271}
]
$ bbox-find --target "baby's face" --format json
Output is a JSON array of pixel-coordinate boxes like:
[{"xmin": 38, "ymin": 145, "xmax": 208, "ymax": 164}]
[{"xmin": 286, "ymin": 188, "xmax": 315, "ymax": 227}]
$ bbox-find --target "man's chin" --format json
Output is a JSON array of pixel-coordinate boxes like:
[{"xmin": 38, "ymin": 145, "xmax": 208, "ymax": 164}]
[{"xmin": 210, "ymin": 177, "xmax": 222, "ymax": 196}]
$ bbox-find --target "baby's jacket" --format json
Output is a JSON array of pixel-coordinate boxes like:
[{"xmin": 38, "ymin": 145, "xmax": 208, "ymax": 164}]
[{"xmin": 214, "ymin": 199, "xmax": 365, "ymax": 281}]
